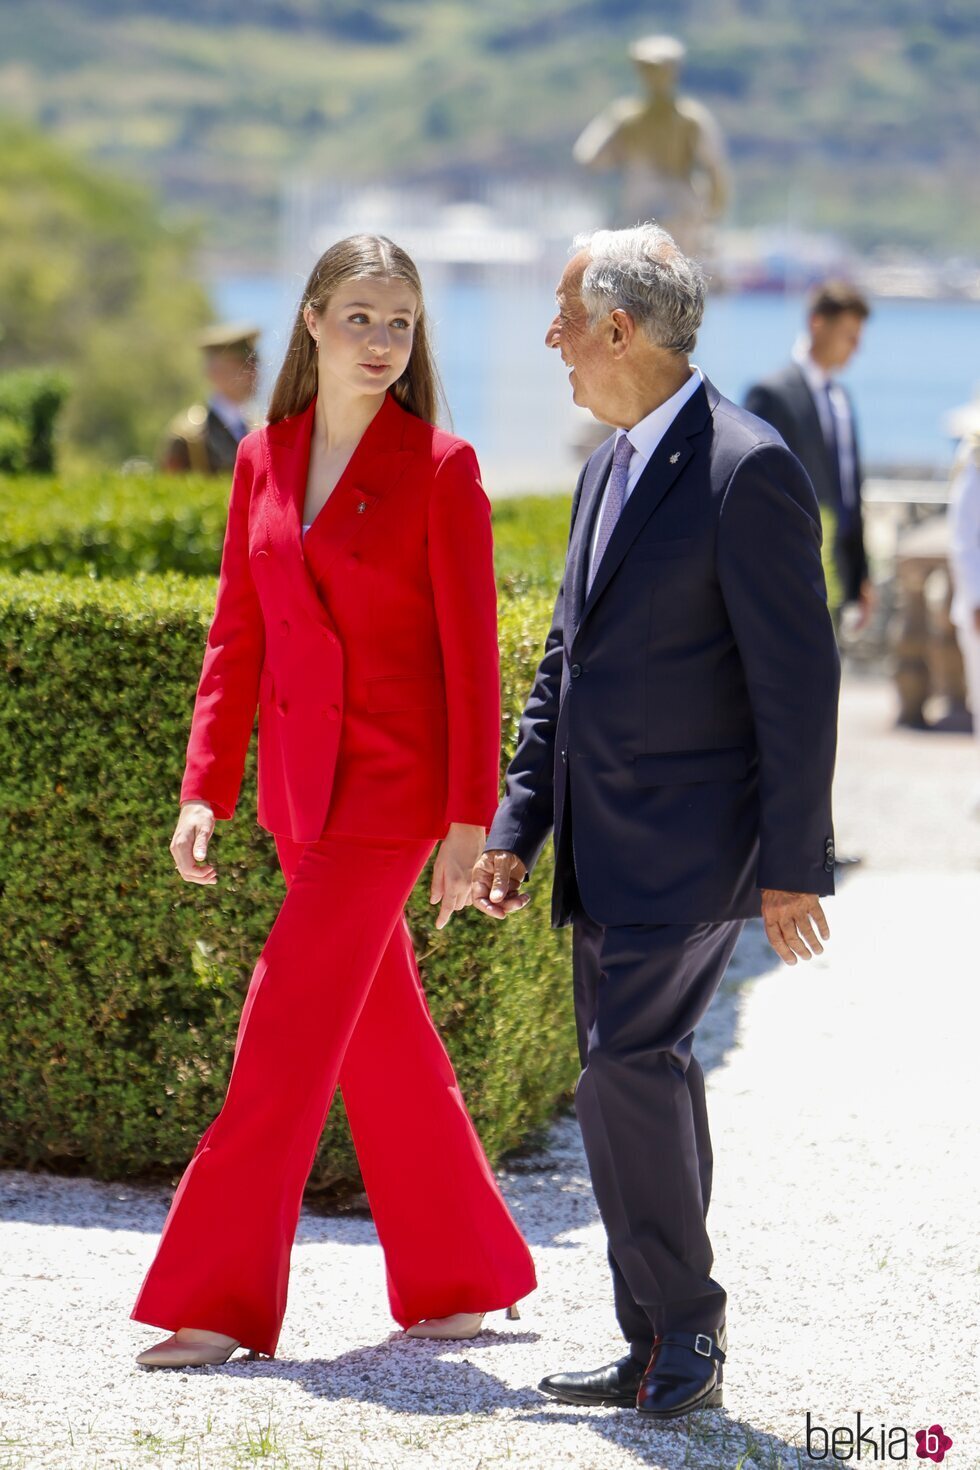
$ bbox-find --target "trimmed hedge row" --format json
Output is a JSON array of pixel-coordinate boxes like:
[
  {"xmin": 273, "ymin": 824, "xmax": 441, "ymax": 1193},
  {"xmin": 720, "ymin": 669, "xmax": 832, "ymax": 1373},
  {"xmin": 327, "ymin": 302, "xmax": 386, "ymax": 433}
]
[
  {"xmin": 0, "ymin": 471, "xmax": 571, "ymax": 592},
  {"xmin": 0, "ymin": 569, "xmax": 574, "ymax": 1194},
  {"xmin": 0, "ymin": 471, "xmax": 230, "ymax": 578},
  {"xmin": 0, "ymin": 467, "xmax": 841, "ymax": 605}
]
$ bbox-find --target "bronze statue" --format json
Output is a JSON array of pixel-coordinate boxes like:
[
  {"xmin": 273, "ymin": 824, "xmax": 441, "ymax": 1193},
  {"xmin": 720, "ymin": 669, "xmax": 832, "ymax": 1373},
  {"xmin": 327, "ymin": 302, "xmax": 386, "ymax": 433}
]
[{"xmin": 573, "ymin": 35, "xmax": 730, "ymax": 256}]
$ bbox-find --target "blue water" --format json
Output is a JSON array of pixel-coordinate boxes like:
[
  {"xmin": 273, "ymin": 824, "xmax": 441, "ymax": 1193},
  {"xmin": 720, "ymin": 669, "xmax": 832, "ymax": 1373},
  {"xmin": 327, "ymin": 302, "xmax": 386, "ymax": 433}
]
[{"xmin": 213, "ymin": 274, "xmax": 979, "ymax": 486}]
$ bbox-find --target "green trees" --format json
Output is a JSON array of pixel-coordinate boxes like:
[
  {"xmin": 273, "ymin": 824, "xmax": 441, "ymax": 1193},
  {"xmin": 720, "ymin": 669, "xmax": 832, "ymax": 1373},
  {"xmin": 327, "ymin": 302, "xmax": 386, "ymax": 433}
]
[{"xmin": 0, "ymin": 118, "xmax": 211, "ymax": 464}]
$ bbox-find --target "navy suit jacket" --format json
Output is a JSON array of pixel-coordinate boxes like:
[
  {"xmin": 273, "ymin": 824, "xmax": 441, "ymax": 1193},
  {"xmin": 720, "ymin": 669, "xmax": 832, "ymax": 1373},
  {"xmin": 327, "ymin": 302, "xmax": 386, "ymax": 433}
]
[
  {"xmin": 744, "ymin": 363, "xmax": 868, "ymax": 602},
  {"xmin": 487, "ymin": 375, "xmax": 841, "ymax": 929}
]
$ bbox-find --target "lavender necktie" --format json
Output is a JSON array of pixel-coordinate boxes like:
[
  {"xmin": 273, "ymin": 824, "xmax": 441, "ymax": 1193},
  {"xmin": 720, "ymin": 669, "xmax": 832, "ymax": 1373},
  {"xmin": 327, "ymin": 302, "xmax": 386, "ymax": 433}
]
[{"xmin": 588, "ymin": 432, "xmax": 635, "ymax": 591}]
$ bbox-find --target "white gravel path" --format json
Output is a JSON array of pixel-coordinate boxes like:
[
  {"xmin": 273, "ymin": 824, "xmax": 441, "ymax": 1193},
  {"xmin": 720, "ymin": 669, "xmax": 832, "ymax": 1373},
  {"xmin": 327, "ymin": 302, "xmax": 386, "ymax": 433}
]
[{"xmin": 1, "ymin": 677, "xmax": 977, "ymax": 1470}]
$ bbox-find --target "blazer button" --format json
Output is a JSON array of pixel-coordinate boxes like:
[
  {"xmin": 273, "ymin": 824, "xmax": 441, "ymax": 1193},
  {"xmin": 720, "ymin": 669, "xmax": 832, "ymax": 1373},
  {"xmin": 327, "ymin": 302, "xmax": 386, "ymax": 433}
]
[
  {"xmin": 325, "ymin": 704, "xmax": 340, "ymax": 721},
  {"xmin": 280, "ymin": 618, "xmax": 290, "ymax": 635},
  {"xmin": 276, "ymin": 698, "xmax": 288, "ymax": 715},
  {"xmin": 321, "ymin": 627, "xmax": 338, "ymax": 644},
  {"xmin": 570, "ymin": 663, "xmax": 582, "ymax": 678}
]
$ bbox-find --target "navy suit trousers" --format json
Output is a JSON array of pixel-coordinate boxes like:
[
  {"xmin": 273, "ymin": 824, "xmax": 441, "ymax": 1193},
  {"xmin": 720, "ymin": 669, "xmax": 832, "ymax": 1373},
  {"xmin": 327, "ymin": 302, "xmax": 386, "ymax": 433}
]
[{"xmin": 572, "ymin": 902, "xmax": 744, "ymax": 1360}]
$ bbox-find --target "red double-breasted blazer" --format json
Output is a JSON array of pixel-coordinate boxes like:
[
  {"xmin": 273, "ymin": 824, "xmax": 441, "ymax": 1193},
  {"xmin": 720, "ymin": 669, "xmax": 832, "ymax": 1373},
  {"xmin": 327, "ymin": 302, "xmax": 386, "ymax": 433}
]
[{"xmin": 179, "ymin": 389, "xmax": 501, "ymax": 842}]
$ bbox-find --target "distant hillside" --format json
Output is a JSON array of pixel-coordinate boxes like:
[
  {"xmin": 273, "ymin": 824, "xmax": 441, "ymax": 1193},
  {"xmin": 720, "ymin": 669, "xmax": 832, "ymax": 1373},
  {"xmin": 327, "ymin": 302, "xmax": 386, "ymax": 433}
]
[{"xmin": 1, "ymin": 0, "xmax": 977, "ymax": 264}]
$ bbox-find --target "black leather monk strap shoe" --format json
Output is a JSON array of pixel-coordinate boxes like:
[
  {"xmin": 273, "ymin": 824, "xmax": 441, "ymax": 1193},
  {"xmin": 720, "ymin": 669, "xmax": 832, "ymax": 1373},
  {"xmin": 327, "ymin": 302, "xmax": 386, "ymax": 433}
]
[
  {"xmin": 636, "ymin": 1329, "xmax": 726, "ymax": 1418},
  {"xmin": 538, "ymin": 1353, "xmax": 648, "ymax": 1407}
]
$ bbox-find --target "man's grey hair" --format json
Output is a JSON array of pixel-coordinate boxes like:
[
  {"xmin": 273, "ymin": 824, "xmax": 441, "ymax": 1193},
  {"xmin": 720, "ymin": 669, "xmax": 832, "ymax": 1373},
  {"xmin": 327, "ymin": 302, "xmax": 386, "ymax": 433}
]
[{"xmin": 571, "ymin": 223, "xmax": 706, "ymax": 354}]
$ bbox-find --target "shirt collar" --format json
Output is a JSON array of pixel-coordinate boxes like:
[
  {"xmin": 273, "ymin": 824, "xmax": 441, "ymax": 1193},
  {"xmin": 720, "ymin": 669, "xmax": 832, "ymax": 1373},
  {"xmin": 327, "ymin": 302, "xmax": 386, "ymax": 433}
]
[
  {"xmin": 209, "ymin": 393, "xmax": 249, "ymax": 438},
  {"xmin": 616, "ymin": 364, "xmax": 704, "ymax": 464},
  {"xmin": 792, "ymin": 337, "xmax": 833, "ymax": 393}
]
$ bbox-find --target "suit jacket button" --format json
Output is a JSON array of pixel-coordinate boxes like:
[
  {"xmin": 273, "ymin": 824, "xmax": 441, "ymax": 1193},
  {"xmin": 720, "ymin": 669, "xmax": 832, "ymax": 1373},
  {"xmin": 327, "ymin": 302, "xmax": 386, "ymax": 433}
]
[
  {"xmin": 276, "ymin": 699, "xmax": 288, "ymax": 715},
  {"xmin": 280, "ymin": 618, "xmax": 290, "ymax": 634},
  {"xmin": 325, "ymin": 704, "xmax": 340, "ymax": 721},
  {"xmin": 570, "ymin": 663, "xmax": 582, "ymax": 678},
  {"xmin": 321, "ymin": 627, "xmax": 337, "ymax": 644}
]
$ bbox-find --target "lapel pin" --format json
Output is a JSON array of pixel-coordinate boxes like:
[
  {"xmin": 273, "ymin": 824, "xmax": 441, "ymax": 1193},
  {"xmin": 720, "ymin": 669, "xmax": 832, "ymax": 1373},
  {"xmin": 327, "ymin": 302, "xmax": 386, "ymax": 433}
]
[
  {"xmin": 356, "ymin": 500, "xmax": 367, "ymax": 514},
  {"xmin": 669, "ymin": 451, "xmax": 681, "ymax": 464}
]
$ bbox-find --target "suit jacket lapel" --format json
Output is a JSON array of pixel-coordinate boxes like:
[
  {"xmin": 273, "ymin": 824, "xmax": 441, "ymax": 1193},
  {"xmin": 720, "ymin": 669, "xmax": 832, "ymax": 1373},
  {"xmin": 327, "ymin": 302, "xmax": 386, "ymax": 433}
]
[
  {"xmin": 576, "ymin": 377, "xmax": 715, "ymax": 627},
  {"xmin": 841, "ymin": 381, "xmax": 862, "ymax": 495},
  {"xmin": 790, "ymin": 363, "xmax": 839, "ymax": 501},
  {"xmin": 568, "ymin": 437, "xmax": 614, "ymax": 627},
  {"xmin": 262, "ymin": 391, "xmax": 414, "ymax": 612}
]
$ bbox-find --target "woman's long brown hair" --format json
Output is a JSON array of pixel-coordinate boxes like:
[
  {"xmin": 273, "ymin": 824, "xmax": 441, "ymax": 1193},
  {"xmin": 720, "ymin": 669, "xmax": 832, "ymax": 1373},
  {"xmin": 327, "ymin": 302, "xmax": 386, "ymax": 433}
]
[{"xmin": 267, "ymin": 234, "xmax": 446, "ymax": 427}]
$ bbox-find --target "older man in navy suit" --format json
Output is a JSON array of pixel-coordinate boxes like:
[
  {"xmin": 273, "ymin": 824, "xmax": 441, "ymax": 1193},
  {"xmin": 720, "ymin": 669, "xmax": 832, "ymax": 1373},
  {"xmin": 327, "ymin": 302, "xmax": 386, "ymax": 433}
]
[{"xmin": 472, "ymin": 224, "xmax": 840, "ymax": 1419}]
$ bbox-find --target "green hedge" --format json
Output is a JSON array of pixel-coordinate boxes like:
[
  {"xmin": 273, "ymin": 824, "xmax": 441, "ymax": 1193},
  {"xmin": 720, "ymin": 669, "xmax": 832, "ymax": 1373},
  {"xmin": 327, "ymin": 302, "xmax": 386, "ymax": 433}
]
[
  {"xmin": 0, "ymin": 368, "xmax": 71, "ymax": 475},
  {"xmin": 0, "ymin": 471, "xmax": 229, "ymax": 578},
  {"xmin": 0, "ymin": 467, "xmax": 841, "ymax": 604},
  {"xmin": 0, "ymin": 569, "xmax": 573, "ymax": 1194},
  {"xmin": 0, "ymin": 470, "xmax": 570, "ymax": 591}
]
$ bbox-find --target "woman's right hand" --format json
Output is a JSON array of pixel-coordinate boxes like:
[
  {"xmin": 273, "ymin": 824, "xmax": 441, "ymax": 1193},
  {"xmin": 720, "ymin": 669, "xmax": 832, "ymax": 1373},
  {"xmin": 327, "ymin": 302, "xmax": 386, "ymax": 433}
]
[{"xmin": 171, "ymin": 800, "xmax": 218, "ymax": 885}]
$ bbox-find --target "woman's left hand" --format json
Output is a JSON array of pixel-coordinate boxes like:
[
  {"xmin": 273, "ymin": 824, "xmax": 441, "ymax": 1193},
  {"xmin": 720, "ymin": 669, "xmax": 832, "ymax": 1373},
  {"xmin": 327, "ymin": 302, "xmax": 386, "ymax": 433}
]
[{"xmin": 430, "ymin": 823, "xmax": 486, "ymax": 930}]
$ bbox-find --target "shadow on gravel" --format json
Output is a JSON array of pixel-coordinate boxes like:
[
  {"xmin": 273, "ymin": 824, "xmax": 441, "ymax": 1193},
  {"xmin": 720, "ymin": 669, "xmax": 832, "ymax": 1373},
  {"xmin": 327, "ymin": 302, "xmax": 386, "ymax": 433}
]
[
  {"xmin": 223, "ymin": 1334, "xmax": 543, "ymax": 1412},
  {"xmin": 219, "ymin": 1336, "xmax": 806, "ymax": 1469},
  {"xmin": 522, "ymin": 1402, "xmax": 806, "ymax": 1469}
]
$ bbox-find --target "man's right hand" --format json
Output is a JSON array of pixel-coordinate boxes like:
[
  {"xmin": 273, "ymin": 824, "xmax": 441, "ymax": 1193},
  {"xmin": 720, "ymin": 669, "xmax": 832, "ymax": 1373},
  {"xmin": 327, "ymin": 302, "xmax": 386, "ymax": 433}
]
[
  {"xmin": 171, "ymin": 800, "xmax": 217, "ymax": 885},
  {"xmin": 471, "ymin": 849, "xmax": 530, "ymax": 920}
]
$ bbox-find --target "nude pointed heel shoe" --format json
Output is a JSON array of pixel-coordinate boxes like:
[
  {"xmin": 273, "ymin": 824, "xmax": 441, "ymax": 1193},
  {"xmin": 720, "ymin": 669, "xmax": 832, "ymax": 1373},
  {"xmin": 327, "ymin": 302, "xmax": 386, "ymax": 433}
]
[
  {"xmin": 135, "ymin": 1329, "xmax": 266, "ymax": 1369},
  {"xmin": 404, "ymin": 1304, "xmax": 522, "ymax": 1340}
]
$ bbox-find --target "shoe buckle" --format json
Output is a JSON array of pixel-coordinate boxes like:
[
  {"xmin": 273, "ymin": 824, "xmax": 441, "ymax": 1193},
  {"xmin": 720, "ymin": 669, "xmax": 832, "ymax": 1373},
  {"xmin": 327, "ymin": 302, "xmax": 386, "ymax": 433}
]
[{"xmin": 694, "ymin": 1333, "xmax": 713, "ymax": 1357}]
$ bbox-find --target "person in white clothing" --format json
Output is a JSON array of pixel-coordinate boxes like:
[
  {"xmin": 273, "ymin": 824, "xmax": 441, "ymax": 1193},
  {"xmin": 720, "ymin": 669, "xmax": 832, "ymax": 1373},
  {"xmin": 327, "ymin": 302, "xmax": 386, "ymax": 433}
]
[{"xmin": 947, "ymin": 424, "xmax": 980, "ymax": 816}]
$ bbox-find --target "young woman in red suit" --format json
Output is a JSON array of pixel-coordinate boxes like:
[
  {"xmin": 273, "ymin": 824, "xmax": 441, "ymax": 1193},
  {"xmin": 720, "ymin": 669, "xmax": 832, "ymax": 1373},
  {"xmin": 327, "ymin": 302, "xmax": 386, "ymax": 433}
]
[{"xmin": 130, "ymin": 234, "xmax": 537, "ymax": 1368}]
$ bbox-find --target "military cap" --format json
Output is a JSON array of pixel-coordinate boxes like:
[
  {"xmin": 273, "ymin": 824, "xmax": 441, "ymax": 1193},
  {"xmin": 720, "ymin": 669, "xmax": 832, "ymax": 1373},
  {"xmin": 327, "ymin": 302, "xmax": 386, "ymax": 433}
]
[
  {"xmin": 629, "ymin": 35, "xmax": 686, "ymax": 65},
  {"xmin": 196, "ymin": 320, "xmax": 261, "ymax": 354}
]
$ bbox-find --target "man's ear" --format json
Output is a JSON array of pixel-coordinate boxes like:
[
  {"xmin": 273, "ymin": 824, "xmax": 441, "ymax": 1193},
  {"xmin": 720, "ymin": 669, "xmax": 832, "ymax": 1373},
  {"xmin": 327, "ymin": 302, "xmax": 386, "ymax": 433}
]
[{"xmin": 609, "ymin": 308, "xmax": 634, "ymax": 357}]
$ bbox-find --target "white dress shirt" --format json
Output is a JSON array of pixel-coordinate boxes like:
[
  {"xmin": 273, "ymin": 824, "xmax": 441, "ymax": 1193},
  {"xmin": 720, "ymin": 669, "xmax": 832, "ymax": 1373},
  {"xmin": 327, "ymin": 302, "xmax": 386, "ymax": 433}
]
[
  {"xmin": 588, "ymin": 364, "xmax": 705, "ymax": 581},
  {"xmin": 949, "ymin": 442, "xmax": 980, "ymax": 629},
  {"xmin": 792, "ymin": 338, "xmax": 857, "ymax": 509}
]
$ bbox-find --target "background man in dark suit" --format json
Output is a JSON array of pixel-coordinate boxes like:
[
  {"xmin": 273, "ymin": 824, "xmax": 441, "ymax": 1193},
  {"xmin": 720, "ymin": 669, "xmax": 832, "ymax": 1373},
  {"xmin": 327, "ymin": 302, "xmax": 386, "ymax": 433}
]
[
  {"xmin": 472, "ymin": 224, "xmax": 840, "ymax": 1420},
  {"xmin": 744, "ymin": 281, "xmax": 873, "ymax": 630},
  {"xmin": 160, "ymin": 321, "xmax": 260, "ymax": 473}
]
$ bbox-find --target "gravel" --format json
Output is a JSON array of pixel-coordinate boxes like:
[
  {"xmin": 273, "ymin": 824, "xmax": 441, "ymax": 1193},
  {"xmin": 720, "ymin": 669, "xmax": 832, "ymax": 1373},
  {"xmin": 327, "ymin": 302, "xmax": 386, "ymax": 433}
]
[{"xmin": 1, "ymin": 673, "xmax": 976, "ymax": 1470}]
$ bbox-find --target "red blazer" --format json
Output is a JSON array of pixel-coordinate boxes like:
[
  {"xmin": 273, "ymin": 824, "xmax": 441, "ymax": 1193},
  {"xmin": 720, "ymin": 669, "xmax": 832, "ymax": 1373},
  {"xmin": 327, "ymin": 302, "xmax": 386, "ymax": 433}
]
[{"xmin": 179, "ymin": 390, "xmax": 501, "ymax": 843}]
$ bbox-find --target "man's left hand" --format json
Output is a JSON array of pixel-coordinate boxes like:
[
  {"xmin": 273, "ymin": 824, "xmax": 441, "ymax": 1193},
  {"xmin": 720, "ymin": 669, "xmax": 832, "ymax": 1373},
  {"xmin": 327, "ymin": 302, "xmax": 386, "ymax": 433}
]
[
  {"xmin": 853, "ymin": 578, "xmax": 876, "ymax": 631},
  {"xmin": 760, "ymin": 889, "xmax": 830, "ymax": 965}
]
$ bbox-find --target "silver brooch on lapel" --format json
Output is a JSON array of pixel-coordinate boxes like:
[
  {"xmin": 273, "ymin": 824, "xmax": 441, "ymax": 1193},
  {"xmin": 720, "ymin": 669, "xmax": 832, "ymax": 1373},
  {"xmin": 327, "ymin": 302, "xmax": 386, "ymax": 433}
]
[
  {"xmin": 356, "ymin": 500, "xmax": 368, "ymax": 514},
  {"xmin": 669, "ymin": 451, "xmax": 681, "ymax": 464}
]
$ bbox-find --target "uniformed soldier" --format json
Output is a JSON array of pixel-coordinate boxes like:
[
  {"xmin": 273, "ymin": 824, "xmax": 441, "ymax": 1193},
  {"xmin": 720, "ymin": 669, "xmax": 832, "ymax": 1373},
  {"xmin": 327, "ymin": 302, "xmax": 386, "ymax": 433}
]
[{"xmin": 160, "ymin": 321, "xmax": 261, "ymax": 473}]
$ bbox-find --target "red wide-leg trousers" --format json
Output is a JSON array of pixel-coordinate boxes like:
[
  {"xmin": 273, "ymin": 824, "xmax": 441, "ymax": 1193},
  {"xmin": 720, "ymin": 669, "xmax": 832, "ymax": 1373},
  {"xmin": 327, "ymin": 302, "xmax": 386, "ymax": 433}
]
[{"xmin": 130, "ymin": 830, "xmax": 537, "ymax": 1358}]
